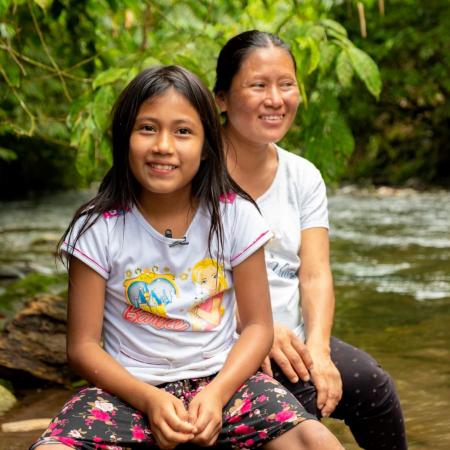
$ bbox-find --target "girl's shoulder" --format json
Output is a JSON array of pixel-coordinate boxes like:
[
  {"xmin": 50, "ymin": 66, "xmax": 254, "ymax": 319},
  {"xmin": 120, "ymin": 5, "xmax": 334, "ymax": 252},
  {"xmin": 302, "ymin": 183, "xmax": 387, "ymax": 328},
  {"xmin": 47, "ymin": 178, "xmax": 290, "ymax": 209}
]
[
  {"xmin": 69, "ymin": 206, "xmax": 132, "ymax": 238},
  {"xmin": 219, "ymin": 191, "xmax": 257, "ymax": 213},
  {"xmin": 218, "ymin": 191, "xmax": 263, "ymax": 228},
  {"xmin": 101, "ymin": 207, "xmax": 131, "ymax": 220}
]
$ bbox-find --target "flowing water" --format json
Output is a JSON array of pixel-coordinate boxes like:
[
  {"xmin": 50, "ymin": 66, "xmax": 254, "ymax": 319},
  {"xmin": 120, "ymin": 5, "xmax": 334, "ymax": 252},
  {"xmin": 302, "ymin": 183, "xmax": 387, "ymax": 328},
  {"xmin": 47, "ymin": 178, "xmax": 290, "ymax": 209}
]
[{"xmin": 0, "ymin": 188, "xmax": 449, "ymax": 449}]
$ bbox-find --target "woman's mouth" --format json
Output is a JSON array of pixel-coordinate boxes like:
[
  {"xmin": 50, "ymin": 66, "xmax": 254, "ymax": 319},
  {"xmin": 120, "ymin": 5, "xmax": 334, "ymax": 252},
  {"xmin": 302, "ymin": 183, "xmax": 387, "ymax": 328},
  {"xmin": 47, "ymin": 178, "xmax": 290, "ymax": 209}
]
[{"xmin": 259, "ymin": 114, "xmax": 285, "ymax": 121}]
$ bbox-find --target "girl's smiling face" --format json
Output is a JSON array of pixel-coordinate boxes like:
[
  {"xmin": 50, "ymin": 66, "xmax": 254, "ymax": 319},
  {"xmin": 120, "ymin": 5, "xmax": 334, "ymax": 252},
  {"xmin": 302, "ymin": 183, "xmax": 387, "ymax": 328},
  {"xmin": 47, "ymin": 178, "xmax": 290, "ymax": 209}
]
[
  {"xmin": 129, "ymin": 87, "xmax": 205, "ymax": 200},
  {"xmin": 217, "ymin": 46, "xmax": 300, "ymax": 148}
]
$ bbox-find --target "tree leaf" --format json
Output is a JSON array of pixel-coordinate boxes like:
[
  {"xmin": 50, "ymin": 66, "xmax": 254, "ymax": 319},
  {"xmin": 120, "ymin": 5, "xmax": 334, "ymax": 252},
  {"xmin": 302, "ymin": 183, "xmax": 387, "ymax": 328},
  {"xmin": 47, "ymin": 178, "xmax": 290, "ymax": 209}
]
[
  {"xmin": 92, "ymin": 68, "xmax": 129, "ymax": 89},
  {"xmin": 294, "ymin": 36, "xmax": 321, "ymax": 76},
  {"xmin": 320, "ymin": 19, "xmax": 348, "ymax": 38},
  {"xmin": 33, "ymin": 0, "xmax": 53, "ymax": 10},
  {"xmin": 0, "ymin": 147, "xmax": 17, "ymax": 161},
  {"xmin": 0, "ymin": 0, "xmax": 12, "ymax": 17},
  {"xmin": 93, "ymin": 86, "xmax": 114, "ymax": 131},
  {"xmin": 99, "ymin": 138, "xmax": 112, "ymax": 166},
  {"xmin": 76, "ymin": 126, "xmax": 95, "ymax": 179},
  {"xmin": 347, "ymin": 46, "xmax": 382, "ymax": 99},
  {"xmin": 336, "ymin": 50, "xmax": 353, "ymax": 88}
]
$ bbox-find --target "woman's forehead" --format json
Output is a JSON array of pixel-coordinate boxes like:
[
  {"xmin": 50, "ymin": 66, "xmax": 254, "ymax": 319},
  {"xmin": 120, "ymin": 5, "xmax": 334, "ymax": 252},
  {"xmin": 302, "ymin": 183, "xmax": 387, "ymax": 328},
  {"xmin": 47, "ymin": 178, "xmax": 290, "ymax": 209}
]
[{"xmin": 237, "ymin": 46, "xmax": 296, "ymax": 78}]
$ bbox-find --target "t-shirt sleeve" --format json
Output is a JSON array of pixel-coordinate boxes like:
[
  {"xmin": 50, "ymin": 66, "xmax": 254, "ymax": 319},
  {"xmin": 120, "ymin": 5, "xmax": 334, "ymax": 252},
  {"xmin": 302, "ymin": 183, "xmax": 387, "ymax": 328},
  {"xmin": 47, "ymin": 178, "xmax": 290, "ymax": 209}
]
[
  {"xmin": 227, "ymin": 197, "xmax": 273, "ymax": 267},
  {"xmin": 60, "ymin": 214, "xmax": 110, "ymax": 279},
  {"xmin": 299, "ymin": 164, "xmax": 329, "ymax": 230}
]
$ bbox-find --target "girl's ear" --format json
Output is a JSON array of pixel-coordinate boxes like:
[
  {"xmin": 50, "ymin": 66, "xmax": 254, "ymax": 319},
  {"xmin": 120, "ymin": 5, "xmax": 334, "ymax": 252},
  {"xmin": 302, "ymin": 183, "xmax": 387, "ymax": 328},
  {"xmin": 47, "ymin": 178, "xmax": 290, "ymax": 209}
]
[{"xmin": 215, "ymin": 92, "xmax": 227, "ymax": 113}]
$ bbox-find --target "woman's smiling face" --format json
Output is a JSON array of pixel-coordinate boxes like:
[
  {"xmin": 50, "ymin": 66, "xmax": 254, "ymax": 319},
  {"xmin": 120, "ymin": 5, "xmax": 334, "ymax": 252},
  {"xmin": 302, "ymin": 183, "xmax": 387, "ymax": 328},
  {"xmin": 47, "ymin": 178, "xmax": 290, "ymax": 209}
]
[{"xmin": 217, "ymin": 45, "xmax": 300, "ymax": 147}]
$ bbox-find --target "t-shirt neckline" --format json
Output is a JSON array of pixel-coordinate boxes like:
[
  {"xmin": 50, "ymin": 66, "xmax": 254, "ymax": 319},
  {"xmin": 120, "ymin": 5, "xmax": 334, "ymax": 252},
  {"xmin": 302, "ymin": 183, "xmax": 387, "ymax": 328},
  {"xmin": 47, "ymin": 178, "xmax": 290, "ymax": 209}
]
[
  {"xmin": 131, "ymin": 203, "xmax": 202, "ymax": 244},
  {"xmin": 256, "ymin": 144, "xmax": 283, "ymax": 204}
]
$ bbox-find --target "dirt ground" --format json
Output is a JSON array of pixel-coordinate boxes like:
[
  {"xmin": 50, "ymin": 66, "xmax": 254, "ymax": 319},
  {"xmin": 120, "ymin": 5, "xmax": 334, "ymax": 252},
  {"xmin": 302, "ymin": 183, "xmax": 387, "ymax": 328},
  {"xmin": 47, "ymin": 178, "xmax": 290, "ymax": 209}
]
[{"xmin": 0, "ymin": 386, "xmax": 71, "ymax": 450}]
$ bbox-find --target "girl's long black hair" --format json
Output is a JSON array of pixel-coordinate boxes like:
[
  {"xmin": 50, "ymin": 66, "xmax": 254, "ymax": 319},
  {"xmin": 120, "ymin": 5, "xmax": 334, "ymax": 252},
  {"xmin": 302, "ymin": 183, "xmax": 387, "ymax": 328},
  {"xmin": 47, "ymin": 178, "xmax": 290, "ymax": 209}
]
[{"xmin": 58, "ymin": 65, "xmax": 256, "ymax": 266}]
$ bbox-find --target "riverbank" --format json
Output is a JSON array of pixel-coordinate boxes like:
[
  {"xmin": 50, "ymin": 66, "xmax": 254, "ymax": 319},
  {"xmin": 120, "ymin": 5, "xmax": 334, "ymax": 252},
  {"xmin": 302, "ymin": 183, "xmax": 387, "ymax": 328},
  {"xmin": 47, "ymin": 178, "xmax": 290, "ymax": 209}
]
[
  {"xmin": 0, "ymin": 385, "xmax": 71, "ymax": 450},
  {"xmin": 0, "ymin": 188, "xmax": 449, "ymax": 449}
]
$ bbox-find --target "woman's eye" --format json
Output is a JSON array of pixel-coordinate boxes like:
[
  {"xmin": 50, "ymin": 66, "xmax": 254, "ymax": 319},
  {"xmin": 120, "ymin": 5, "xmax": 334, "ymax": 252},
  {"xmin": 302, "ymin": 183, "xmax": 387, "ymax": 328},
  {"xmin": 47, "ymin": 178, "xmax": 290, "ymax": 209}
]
[
  {"xmin": 250, "ymin": 81, "xmax": 266, "ymax": 89},
  {"xmin": 280, "ymin": 80, "xmax": 296, "ymax": 89},
  {"xmin": 177, "ymin": 127, "xmax": 192, "ymax": 135}
]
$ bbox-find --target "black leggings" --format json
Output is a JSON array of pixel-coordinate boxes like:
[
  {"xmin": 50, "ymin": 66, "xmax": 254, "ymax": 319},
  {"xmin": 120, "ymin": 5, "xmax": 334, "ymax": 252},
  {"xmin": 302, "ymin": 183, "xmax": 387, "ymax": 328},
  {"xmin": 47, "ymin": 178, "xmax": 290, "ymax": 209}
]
[{"xmin": 272, "ymin": 336, "xmax": 407, "ymax": 449}]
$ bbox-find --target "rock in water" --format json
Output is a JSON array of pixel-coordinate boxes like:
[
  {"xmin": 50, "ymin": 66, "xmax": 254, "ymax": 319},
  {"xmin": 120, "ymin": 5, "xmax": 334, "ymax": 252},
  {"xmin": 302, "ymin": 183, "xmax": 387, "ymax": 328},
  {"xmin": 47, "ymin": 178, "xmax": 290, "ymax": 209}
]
[
  {"xmin": 0, "ymin": 294, "xmax": 74, "ymax": 385},
  {"xmin": 0, "ymin": 384, "xmax": 17, "ymax": 415}
]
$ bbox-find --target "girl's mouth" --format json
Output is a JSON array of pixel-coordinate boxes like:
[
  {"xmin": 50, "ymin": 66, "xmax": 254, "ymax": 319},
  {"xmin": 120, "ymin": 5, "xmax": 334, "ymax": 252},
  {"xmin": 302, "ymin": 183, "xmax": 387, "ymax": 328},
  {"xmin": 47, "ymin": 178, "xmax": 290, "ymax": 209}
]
[{"xmin": 148, "ymin": 163, "xmax": 177, "ymax": 171}]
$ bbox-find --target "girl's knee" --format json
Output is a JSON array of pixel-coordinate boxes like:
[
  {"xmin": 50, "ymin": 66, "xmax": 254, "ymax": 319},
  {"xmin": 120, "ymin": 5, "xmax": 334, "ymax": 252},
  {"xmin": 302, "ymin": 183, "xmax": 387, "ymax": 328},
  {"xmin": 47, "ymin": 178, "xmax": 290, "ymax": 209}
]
[
  {"xmin": 295, "ymin": 420, "xmax": 344, "ymax": 449},
  {"xmin": 265, "ymin": 419, "xmax": 344, "ymax": 450},
  {"xmin": 33, "ymin": 445, "xmax": 73, "ymax": 450}
]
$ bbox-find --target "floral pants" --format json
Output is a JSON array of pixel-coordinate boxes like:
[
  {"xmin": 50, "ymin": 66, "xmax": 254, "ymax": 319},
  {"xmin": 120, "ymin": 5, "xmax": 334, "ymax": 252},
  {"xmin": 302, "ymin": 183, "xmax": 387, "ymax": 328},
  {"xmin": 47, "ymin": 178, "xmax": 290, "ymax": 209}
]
[{"xmin": 30, "ymin": 372, "xmax": 315, "ymax": 450}]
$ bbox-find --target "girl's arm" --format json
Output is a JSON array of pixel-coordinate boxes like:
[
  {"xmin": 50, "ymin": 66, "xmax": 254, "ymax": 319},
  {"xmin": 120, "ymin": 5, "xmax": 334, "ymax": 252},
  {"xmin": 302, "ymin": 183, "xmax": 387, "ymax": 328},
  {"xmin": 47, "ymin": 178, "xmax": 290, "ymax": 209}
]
[
  {"xmin": 188, "ymin": 246, "xmax": 273, "ymax": 445},
  {"xmin": 66, "ymin": 257, "xmax": 196, "ymax": 447},
  {"xmin": 299, "ymin": 227, "xmax": 342, "ymax": 417}
]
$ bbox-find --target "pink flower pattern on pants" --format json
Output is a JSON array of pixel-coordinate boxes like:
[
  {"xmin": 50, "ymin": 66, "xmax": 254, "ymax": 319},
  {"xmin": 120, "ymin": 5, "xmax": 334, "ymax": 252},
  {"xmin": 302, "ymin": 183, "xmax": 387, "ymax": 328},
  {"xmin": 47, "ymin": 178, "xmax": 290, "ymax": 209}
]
[{"xmin": 30, "ymin": 373, "xmax": 315, "ymax": 450}]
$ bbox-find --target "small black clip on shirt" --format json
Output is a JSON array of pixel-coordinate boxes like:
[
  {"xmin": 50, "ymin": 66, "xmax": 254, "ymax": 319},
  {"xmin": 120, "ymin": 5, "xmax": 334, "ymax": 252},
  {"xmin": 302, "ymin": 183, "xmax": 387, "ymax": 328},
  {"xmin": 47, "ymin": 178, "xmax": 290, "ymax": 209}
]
[{"xmin": 169, "ymin": 237, "xmax": 189, "ymax": 247}]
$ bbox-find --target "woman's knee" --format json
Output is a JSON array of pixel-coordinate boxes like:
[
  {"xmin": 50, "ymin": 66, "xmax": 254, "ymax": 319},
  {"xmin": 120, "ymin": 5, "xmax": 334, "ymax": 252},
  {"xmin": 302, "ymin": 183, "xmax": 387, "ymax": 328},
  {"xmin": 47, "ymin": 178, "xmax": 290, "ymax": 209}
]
[{"xmin": 331, "ymin": 337, "xmax": 402, "ymax": 419}]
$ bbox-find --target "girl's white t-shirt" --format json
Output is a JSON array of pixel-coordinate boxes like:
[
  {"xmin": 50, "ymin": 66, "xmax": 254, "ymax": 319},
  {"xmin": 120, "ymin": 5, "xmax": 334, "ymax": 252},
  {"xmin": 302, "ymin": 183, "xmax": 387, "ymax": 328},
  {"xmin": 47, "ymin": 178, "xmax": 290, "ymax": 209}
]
[
  {"xmin": 256, "ymin": 147, "xmax": 329, "ymax": 341},
  {"xmin": 62, "ymin": 195, "xmax": 271, "ymax": 386}
]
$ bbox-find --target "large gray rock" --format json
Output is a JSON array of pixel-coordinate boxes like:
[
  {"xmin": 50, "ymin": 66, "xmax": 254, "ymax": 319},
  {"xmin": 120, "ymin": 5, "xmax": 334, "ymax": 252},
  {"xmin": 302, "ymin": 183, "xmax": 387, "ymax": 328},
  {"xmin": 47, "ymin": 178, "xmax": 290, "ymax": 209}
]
[{"xmin": 0, "ymin": 294, "xmax": 74, "ymax": 385}]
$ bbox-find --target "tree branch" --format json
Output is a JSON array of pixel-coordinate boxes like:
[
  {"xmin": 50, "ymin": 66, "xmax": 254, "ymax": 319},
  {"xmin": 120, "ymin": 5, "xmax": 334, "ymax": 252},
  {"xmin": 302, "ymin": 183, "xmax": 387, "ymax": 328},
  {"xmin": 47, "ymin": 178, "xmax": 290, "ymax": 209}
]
[{"xmin": 28, "ymin": 1, "xmax": 72, "ymax": 100}]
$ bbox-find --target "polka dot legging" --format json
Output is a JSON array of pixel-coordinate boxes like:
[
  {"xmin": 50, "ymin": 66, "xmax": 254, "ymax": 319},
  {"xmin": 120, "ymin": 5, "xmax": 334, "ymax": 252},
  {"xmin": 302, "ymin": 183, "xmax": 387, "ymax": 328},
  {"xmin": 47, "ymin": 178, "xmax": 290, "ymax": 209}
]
[{"xmin": 272, "ymin": 336, "xmax": 407, "ymax": 449}]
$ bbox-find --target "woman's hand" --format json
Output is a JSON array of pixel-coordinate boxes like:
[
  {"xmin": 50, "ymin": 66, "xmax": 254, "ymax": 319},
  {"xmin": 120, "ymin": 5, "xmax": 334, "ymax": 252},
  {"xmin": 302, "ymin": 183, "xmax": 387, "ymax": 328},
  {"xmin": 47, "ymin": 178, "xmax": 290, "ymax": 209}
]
[
  {"xmin": 308, "ymin": 346, "xmax": 342, "ymax": 418},
  {"xmin": 261, "ymin": 323, "xmax": 313, "ymax": 383},
  {"xmin": 260, "ymin": 323, "xmax": 342, "ymax": 417},
  {"xmin": 145, "ymin": 388, "xmax": 197, "ymax": 450},
  {"xmin": 188, "ymin": 385, "xmax": 223, "ymax": 446}
]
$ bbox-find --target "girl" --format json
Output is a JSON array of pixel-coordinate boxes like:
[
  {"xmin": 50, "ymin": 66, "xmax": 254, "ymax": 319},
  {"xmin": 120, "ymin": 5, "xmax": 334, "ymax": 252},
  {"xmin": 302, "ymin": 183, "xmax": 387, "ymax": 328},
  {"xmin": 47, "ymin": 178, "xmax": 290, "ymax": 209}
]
[
  {"xmin": 31, "ymin": 65, "xmax": 343, "ymax": 450},
  {"xmin": 214, "ymin": 30, "xmax": 407, "ymax": 449}
]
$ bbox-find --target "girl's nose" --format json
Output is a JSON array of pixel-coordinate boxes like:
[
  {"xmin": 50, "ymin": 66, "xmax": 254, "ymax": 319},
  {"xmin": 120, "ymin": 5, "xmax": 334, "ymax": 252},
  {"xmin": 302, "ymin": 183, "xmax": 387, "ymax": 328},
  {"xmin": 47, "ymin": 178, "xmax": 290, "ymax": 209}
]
[{"xmin": 152, "ymin": 131, "xmax": 173, "ymax": 154}]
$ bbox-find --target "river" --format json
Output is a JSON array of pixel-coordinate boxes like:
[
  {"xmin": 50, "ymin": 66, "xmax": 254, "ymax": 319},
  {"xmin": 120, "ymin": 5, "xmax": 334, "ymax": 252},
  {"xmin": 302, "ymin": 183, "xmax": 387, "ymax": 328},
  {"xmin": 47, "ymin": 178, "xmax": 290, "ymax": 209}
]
[{"xmin": 0, "ymin": 188, "xmax": 449, "ymax": 449}]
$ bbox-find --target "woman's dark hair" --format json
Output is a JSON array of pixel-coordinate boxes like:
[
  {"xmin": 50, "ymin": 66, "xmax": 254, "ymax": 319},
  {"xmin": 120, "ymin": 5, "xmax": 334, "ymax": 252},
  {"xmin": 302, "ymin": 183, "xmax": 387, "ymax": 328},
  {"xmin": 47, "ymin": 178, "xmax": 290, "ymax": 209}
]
[
  {"xmin": 213, "ymin": 30, "xmax": 296, "ymax": 95},
  {"xmin": 59, "ymin": 65, "xmax": 255, "ymax": 266}
]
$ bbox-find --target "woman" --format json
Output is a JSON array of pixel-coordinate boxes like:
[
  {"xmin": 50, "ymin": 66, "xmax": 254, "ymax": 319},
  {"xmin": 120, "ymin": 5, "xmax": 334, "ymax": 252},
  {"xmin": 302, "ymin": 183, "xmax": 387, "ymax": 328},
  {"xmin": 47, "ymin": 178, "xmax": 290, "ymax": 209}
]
[{"xmin": 214, "ymin": 30, "xmax": 407, "ymax": 450}]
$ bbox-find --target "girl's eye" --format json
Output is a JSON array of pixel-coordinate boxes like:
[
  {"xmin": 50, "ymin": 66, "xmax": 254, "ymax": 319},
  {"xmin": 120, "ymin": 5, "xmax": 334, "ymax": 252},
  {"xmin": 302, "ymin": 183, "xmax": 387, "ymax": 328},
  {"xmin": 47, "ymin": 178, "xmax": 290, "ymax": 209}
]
[
  {"xmin": 141, "ymin": 124, "xmax": 156, "ymax": 133},
  {"xmin": 177, "ymin": 127, "xmax": 192, "ymax": 135}
]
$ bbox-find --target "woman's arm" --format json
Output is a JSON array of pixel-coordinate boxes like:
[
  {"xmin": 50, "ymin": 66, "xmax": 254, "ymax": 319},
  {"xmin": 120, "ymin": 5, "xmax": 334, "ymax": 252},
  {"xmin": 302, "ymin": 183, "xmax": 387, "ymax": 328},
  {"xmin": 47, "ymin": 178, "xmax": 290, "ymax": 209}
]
[
  {"xmin": 188, "ymin": 246, "xmax": 273, "ymax": 445},
  {"xmin": 66, "ymin": 257, "xmax": 196, "ymax": 447},
  {"xmin": 299, "ymin": 227, "xmax": 342, "ymax": 417}
]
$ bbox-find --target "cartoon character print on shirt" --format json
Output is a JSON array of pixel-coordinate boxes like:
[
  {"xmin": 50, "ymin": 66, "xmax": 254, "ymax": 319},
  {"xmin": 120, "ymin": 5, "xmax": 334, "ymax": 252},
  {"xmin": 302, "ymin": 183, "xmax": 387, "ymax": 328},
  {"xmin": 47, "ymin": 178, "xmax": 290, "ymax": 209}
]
[
  {"xmin": 189, "ymin": 258, "xmax": 228, "ymax": 331},
  {"xmin": 123, "ymin": 268, "xmax": 189, "ymax": 331}
]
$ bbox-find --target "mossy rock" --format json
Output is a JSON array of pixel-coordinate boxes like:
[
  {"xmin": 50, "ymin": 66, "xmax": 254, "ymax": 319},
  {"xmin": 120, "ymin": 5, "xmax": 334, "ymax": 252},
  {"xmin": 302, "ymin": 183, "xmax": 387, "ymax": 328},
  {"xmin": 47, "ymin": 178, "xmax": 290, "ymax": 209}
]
[{"xmin": 0, "ymin": 384, "xmax": 17, "ymax": 415}]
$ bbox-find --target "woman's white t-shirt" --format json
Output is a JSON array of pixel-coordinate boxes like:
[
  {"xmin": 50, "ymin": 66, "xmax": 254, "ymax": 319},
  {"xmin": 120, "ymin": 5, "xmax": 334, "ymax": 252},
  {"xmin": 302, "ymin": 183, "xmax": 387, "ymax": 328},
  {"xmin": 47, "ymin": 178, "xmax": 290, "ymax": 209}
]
[{"xmin": 256, "ymin": 146, "xmax": 329, "ymax": 340}]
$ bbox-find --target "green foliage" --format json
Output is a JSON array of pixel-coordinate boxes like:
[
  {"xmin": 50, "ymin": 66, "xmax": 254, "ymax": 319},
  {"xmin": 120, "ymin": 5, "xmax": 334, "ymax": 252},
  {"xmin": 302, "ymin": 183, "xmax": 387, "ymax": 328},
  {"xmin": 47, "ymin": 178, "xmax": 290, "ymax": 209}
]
[
  {"xmin": 0, "ymin": 0, "xmax": 381, "ymax": 188},
  {"xmin": 334, "ymin": 0, "xmax": 450, "ymax": 186},
  {"xmin": 0, "ymin": 272, "xmax": 67, "ymax": 327},
  {"xmin": 0, "ymin": 146, "xmax": 17, "ymax": 160}
]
